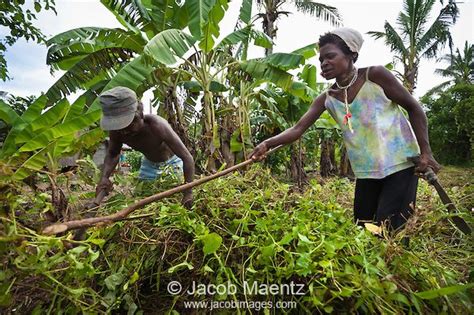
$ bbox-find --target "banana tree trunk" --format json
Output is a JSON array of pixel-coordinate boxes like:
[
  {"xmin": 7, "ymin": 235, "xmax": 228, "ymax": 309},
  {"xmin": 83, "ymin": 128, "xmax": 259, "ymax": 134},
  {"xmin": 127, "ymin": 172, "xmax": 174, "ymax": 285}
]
[
  {"xmin": 289, "ymin": 141, "xmax": 306, "ymax": 184},
  {"xmin": 163, "ymin": 87, "xmax": 193, "ymax": 155},
  {"xmin": 202, "ymin": 91, "xmax": 218, "ymax": 172},
  {"xmin": 320, "ymin": 137, "xmax": 336, "ymax": 177},
  {"xmin": 339, "ymin": 146, "xmax": 354, "ymax": 178},
  {"xmin": 220, "ymin": 113, "xmax": 235, "ymax": 167}
]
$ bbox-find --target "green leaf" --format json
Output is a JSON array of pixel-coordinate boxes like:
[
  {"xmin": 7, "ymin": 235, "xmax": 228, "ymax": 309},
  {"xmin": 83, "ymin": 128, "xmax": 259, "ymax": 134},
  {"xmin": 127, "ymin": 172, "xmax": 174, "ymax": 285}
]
[
  {"xmin": 292, "ymin": 43, "xmax": 318, "ymax": 60},
  {"xmin": 298, "ymin": 233, "xmax": 313, "ymax": 244},
  {"xmin": 238, "ymin": 0, "xmax": 252, "ymax": 24},
  {"xmin": 18, "ymin": 110, "xmax": 101, "ymax": 152},
  {"xmin": 64, "ymin": 94, "xmax": 87, "ymax": 121},
  {"xmin": 210, "ymin": 81, "xmax": 228, "ymax": 92},
  {"xmin": 389, "ymin": 293, "xmax": 410, "ymax": 305},
  {"xmin": 186, "ymin": 0, "xmax": 217, "ymax": 40},
  {"xmin": 299, "ymin": 64, "xmax": 317, "ymax": 89},
  {"xmin": 105, "ymin": 272, "xmax": 125, "ymax": 291},
  {"xmin": 230, "ymin": 129, "xmax": 243, "ymax": 152},
  {"xmin": 167, "ymin": 261, "xmax": 194, "ymax": 273},
  {"xmin": 415, "ymin": 283, "xmax": 474, "ymax": 300},
  {"xmin": 0, "ymin": 99, "xmax": 20, "ymax": 125},
  {"xmin": 34, "ymin": 2, "xmax": 41, "ymax": 13},
  {"xmin": 68, "ymin": 287, "xmax": 85, "ymax": 297},
  {"xmin": 240, "ymin": 61, "xmax": 293, "ymax": 90},
  {"xmin": 261, "ymin": 244, "xmax": 275, "ymax": 258},
  {"xmin": 129, "ymin": 272, "xmax": 139, "ymax": 284},
  {"xmin": 100, "ymin": 0, "xmax": 144, "ymax": 34},
  {"xmin": 144, "ymin": 0, "xmax": 187, "ymax": 33},
  {"xmin": 216, "ymin": 26, "xmax": 251, "ymax": 49},
  {"xmin": 314, "ymin": 112, "xmax": 339, "ymax": 130},
  {"xmin": 87, "ymin": 55, "xmax": 159, "ymax": 112},
  {"xmin": 20, "ymin": 94, "xmax": 48, "ymax": 123},
  {"xmin": 144, "ymin": 29, "xmax": 196, "ymax": 65},
  {"xmin": 201, "ymin": 232, "xmax": 222, "ymax": 255},
  {"xmin": 251, "ymin": 30, "xmax": 272, "ymax": 49},
  {"xmin": 12, "ymin": 142, "xmax": 55, "ymax": 180},
  {"xmin": 263, "ymin": 53, "xmax": 305, "ymax": 71},
  {"xmin": 183, "ymin": 80, "xmax": 227, "ymax": 92},
  {"xmin": 278, "ymin": 233, "xmax": 294, "ymax": 246},
  {"xmin": 203, "ymin": 265, "xmax": 214, "ymax": 273},
  {"xmin": 384, "ymin": 62, "xmax": 394, "ymax": 71},
  {"xmin": 199, "ymin": 0, "xmax": 228, "ymax": 52},
  {"xmin": 76, "ymin": 127, "xmax": 105, "ymax": 149},
  {"xmin": 15, "ymin": 99, "xmax": 70, "ymax": 144}
]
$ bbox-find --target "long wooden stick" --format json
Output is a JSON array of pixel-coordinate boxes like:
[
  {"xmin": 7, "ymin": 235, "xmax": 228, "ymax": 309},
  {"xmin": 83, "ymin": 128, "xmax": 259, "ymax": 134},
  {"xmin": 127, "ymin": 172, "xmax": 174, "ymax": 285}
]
[{"xmin": 42, "ymin": 146, "xmax": 282, "ymax": 235}]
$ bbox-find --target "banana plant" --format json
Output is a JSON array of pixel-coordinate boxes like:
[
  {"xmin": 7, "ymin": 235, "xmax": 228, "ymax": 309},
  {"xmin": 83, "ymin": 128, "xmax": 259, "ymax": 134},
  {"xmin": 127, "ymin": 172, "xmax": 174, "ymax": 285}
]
[
  {"xmin": 43, "ymin": 0, "xmax": 326, "ymax": 172},
  {"xmin": 140, "ymin": 0, "xmax": 330, "ymax": 170},
  {"xmin": 250, "ymin": 55, "xmax": 342, "ymax": 182},
  {"xmin": 0, "ymin": 94, "xmax": 104, "ymax": 181},
  {"xmin": 0, "ymin": 93, "xmax": 105, "ymax": 219},
  {"xmin": 45, "ymin": 0, "xmax": 190, "ymax": 104}
]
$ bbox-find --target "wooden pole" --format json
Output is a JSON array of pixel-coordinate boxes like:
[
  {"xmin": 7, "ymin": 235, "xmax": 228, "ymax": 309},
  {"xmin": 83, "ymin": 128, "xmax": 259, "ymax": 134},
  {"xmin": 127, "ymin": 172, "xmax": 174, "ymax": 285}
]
[{"xmin": 42, "ymin": 145, "xmax": 282, "ymax": 235}]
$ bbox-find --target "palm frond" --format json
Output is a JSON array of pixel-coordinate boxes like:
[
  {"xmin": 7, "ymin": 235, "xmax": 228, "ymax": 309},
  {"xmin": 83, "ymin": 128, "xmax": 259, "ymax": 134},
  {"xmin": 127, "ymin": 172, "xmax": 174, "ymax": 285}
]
[
  {"xmin": 368, "ymin": 22, "xmax": 408, "ymax": 58},
  {"xmin": 418, "ymin": 0, "xmax": 457, "ymax": 58},
  {"xmin": 291, "ymin": 1, "xmax": 341, "ymax": 26}
]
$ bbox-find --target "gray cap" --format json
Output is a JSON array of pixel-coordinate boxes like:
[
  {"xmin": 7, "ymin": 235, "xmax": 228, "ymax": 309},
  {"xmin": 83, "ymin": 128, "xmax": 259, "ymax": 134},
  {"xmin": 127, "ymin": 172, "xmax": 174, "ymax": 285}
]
[{"xmin": 99, "ymin": 86, "xmax": 138, "ymax": 131}]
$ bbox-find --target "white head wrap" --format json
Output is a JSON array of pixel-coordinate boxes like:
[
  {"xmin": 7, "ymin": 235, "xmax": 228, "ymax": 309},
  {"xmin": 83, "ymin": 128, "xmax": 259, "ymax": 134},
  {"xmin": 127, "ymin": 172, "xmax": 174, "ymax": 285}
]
[{"xmin": 330, "ymin": 27, "xmax": 364, "ymax": 53}]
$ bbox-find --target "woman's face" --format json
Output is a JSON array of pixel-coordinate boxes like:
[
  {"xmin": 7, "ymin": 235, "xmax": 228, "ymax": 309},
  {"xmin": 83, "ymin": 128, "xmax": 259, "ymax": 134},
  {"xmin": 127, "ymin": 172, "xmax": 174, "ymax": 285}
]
[{"xmin": 319, "ymin": 43, "xmax": 353, "ymax": 80}]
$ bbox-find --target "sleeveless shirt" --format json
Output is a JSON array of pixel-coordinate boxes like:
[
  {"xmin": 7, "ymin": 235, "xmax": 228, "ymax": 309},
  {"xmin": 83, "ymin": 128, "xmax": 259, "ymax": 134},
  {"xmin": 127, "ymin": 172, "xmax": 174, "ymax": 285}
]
[{"xmin": 324, "ymin": 67, "xmax": 420, "ymax": 179}]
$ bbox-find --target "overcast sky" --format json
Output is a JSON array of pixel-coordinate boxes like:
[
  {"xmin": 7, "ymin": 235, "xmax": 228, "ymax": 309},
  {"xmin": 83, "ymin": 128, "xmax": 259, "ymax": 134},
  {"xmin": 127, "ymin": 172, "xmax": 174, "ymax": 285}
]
[{"xmin": 1, "ymin": 0, "xmax": 473, "ymax": 101}]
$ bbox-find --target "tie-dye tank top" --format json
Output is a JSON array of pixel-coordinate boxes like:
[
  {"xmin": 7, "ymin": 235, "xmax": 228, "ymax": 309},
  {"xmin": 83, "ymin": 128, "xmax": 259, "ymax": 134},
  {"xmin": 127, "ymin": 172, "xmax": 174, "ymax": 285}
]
[{"xmin": 324, "ymin": 67, "xmax": 420, "ymax": 179}]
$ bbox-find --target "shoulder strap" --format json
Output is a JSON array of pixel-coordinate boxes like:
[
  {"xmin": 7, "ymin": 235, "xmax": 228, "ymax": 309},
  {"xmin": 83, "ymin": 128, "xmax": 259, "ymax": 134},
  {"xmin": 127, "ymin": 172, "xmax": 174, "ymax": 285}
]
[{"xmin": 365, "ymin": 66, "xmax": 371, "ymax": 81}]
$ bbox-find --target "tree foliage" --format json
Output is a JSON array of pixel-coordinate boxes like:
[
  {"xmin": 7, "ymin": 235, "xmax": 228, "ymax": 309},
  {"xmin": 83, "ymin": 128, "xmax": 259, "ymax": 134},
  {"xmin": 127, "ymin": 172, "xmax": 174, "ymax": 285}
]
[
  {"xmin": 255, "ymin": 0, "xmax": 341, "ymax": 55},
  {"xmin": 368, "ymin": 0, "xmax": 458, "ymax": 93},
  {"xmin": 426, "ymin": 41, "xmax": 473, "ymax": 95},
  {"xmin": 0, "ymin": 0, "xmax": 57, "ymax": 81},
  {"xmin": 421, "ymin": 83, "xmax": 473, "ymax": 165}
]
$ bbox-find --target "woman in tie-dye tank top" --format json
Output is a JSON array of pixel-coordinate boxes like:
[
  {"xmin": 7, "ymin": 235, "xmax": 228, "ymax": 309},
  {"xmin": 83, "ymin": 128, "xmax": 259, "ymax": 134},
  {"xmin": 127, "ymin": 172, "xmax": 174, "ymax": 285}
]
[{"xmin": 251, "ymin": 27, "xmax": 440, "ymax": 232}]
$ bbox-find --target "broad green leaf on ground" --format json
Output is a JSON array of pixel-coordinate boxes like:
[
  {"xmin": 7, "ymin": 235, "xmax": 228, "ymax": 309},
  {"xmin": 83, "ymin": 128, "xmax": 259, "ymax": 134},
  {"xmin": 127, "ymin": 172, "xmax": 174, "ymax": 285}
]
[
  {"xmin": 415, "ymin": 283, "xmax": 474, "ymax": 300},
  {"xmin": 201, "ymin": 232, "xmax": 222, "ymax": 255}
]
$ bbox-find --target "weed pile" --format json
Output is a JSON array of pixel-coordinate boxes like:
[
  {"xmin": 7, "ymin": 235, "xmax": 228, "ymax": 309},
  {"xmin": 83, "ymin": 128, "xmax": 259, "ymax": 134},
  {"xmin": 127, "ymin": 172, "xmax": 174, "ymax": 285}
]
[{"xmin": 0, "ymin": 164, "xmax": 472, "ymax": 314}]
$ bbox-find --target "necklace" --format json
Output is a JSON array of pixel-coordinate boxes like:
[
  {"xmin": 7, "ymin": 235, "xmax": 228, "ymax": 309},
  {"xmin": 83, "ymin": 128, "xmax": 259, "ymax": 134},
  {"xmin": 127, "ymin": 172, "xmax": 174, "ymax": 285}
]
[
  {"xmin": 335, "ymin": 68, "xmax": 358, "ymax": 133},
  {"xmin": 336, "ymin": 68, "xmax": 358, "ymax": 89}
]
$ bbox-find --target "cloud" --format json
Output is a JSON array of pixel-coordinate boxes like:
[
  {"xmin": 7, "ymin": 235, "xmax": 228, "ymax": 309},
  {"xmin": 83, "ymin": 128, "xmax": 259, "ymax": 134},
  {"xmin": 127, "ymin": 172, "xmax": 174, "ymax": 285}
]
[{"xmin": 2, "ymin": 0, "xmax": 121, "ymax": 97}]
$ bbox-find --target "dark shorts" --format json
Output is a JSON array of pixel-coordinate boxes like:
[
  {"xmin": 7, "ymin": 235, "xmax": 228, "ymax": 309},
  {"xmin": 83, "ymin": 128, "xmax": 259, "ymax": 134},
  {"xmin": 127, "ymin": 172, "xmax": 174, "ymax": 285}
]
[{"xmin": 353, "ymin": 166, "xmax": 418, "ymax": 231}]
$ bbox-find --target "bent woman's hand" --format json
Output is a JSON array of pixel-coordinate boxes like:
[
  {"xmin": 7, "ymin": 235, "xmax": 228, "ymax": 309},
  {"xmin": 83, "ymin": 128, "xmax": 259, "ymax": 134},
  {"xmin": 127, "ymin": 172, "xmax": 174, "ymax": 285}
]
[
  {"xmin": 415, "ymin": 153, "xmax": 441, "ymax": 175},
  {"xmin": 250, "ymin": 142, "xmax": 269, "ymax": 161}
]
